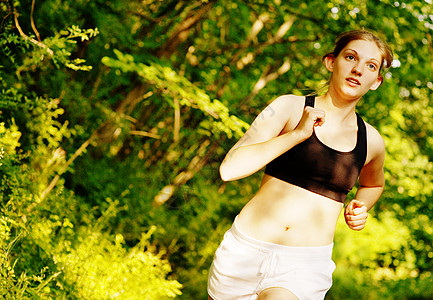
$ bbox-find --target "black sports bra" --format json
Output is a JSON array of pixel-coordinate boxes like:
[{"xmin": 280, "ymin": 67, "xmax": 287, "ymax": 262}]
[{"xmin": 264, "ymin": 95, "xmax": 367, "ymax": 203}]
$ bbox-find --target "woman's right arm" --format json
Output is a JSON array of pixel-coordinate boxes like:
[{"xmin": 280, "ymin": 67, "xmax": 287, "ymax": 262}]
[{"xmin": 220, "ymin": 95, "xmax": 325, "ymax": 181}]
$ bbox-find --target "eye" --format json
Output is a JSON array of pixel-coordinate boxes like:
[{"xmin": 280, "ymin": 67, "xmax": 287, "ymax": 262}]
[
  {"xmin": 346, "ymin": 54, "xmax": 355, "ymax": 61},
  {"xmin": 368, "ymin": 63, "xmax": 377, "ymax": 71}
]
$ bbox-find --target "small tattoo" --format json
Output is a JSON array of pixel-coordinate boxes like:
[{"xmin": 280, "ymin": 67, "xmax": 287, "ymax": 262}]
[{"xmin": 284, "ymin": 226, "xmax": 290, "ymax": 231}]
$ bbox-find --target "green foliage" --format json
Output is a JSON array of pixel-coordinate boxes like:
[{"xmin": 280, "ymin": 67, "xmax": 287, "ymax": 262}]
[
  {"xmin": 1, "ymin": 24, "xmax": 98, "ymax": 76},
  {"xmin": 331, "ymin": 212, "xmax": 433, "ymax": 299},
  {"xmin": 102, "ymin": 50, "xmax": 249, "ymax": 139},
  {"xmin": 0, "ymin": 121, "xmax": 21, "ymax": 153},
  {"xmin": 2, "ymin": 0, "xmax": 433, "ymax": 299},
  {"xmin": 45, "ymin": 205, "xmax": 182, "ymax": 299},
  {"xmin": 47, "ymin": 25, "xmax": 99, "ymax": 71},
  {"xmin": 0, "ymin": 1, "xmax": 182, "ymax": 299}
]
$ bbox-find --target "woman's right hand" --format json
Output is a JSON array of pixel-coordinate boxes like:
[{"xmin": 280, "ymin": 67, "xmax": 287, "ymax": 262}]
[
  {"xmin": 294, "ymin": 106, "xmax": 326, "ymax": 140},
  {"xmin": 220, "ymin": 95, "xmax": 320, "ymax": 181}
]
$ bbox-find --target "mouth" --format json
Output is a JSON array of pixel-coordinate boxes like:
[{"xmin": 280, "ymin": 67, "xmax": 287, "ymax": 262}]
[{"xmin": 346, "ymin": 77, "xmax": 360, "ymax": 86}]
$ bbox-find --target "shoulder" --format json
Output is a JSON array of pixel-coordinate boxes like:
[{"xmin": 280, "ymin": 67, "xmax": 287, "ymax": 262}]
[
  {"xmin": 260, "ymin": 94, "xmax": 305, "ymax": 127},
  {"xmin": 364, "ymin": 121, "xmax": 385, "ymax": 163},
  {"xmin": 266, "ymin": 94, "xmax": 305, "ymax": 110},
  {"xmin": 239, "ymin": 94, "xmax": 305, "ymax": 141}
]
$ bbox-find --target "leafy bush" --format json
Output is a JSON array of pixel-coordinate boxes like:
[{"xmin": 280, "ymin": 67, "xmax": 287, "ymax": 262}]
[{"xmin": 1, "ymin": 5, "xmax": 182, "ymax": 298}]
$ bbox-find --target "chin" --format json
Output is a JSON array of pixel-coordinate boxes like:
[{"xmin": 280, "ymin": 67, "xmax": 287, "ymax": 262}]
[{"xmin": 340, "ymin": 86, "xmax": 367, "ymax": 99}]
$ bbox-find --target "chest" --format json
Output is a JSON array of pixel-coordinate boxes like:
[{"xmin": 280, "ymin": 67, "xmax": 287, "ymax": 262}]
[
  {"xmin": 281, "ymin": 119, "xmax": 358, "ymax": 152},
  {"xmin": 313, "ymin": 123, "xmax": 358, "ymax": 152}
]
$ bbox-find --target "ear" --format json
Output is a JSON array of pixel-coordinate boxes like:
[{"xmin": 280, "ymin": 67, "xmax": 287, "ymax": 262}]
[
  {"xmin": 324, "ymin": 55, "xmax": 335, "ymax": 72},
  {"xmin": 370, "ymin": 74, "xmax": 383, "ymax": 91}
]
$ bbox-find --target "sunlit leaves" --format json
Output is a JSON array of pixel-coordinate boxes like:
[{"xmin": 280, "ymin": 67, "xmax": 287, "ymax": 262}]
[
  {"xmin": 102, "ymin": 50, "xmax": 249, "ymax": 139},
  {"xmin": 52, "ymin": 226, "xmax": 182, "ymax": 299},
  {"xmin": 0, "ymin": 121, "xmax": 21, "ymax": 154},
  {"xmin": 2, "ymin": 0, "xmax": 433, "ymax": 299}
]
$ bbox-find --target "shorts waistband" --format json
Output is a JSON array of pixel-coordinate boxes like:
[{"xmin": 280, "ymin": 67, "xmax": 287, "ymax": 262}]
[{"xmin": 231, "ymin": 215, "xmax": 333, "ymax": 259}]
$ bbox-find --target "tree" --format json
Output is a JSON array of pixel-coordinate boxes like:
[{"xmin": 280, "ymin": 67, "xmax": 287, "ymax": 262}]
[{"xmin": 1, "ymin": 0, "xmax": 432, "ymax": 299}]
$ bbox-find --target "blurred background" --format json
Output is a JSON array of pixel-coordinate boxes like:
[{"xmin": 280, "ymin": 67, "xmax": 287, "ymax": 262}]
[{"xmin": 1, "ymin": 0, "xmax": 432, "ymax": 299}]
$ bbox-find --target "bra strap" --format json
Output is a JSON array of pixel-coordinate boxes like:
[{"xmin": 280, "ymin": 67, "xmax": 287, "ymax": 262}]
[
  {"xmin": 355, "ymin": 113, "xmax": 368, "ymax": 167},
  {"xmin": 305, "ymin": 95, "xmax": 315, "ymax": 107}
]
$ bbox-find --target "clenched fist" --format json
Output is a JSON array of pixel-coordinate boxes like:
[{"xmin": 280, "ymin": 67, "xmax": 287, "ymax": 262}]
[
  {"xmin": 344, "ymin": 200, "xmax": 368, "ymax": 231},
  {"xmin": 295, "ymin": 106, "xmax": 326, "ymax": 140}
]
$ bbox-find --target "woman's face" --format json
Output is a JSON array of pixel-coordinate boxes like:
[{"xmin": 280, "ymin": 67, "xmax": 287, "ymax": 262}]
[{"xmin": 326, "ymin": 39, "xmax": 383, "ymax": 99}]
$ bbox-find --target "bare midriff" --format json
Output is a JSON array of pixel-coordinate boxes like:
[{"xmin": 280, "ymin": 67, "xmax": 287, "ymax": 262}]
[{"xmin": 236, "ymin": 174, "xmax": 344, "ymax": 247}]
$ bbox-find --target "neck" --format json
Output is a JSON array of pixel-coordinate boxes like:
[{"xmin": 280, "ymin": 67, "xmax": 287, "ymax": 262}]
[{"xmin": 317, "ymin": 90, "xmax": 360, "ymax": 123}]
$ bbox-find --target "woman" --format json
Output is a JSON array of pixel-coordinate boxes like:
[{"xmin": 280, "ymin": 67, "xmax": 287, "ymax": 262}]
[{"xmin": 207, "ymin": 30, "xmax": 393, "ymax": 300}]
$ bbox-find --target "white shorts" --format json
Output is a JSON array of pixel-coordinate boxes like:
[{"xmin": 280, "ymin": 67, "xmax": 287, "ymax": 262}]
[{"xmin": 207, "ymin": 217, "xmax": 336, "ymax": 300}]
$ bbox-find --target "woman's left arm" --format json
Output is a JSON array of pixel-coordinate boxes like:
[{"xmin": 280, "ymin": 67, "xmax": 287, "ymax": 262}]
[{"xmin": 345, "ymin": 124, "xmax": 385, "ymax": 230}]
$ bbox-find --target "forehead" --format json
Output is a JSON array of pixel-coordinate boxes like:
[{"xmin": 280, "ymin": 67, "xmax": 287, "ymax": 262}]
[{"xmin": 341, "ymin": 39, "xmax": 383, "ymax": 61}]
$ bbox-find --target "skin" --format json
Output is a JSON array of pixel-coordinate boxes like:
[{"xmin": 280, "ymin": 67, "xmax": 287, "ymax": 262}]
[{"xmin": 210, "ymin": 39, "xmax": 386, "ymax": 300}]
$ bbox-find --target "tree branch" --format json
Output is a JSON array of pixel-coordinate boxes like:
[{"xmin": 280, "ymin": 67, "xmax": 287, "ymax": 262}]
[
  {"xmin": 152, "ymin": 139, "xmax": 217, "ymax": 207},
  {"xmin": 30, "ymin": 0, "xmax": 41, "ymax": 42},
  {"xmin": 37, "ymin": 88, "xmax": 155, "ymax": 204},
  {"xmin": 239, "ymin": 58, "xmax": 291, "ymax": 108},
  {"xmin": 156, "ymin": 0, "xmax": 215, "ymax": 58},
  {"xmin": 13, "ymin": 9, "xmax": 53, "ymax": 55}
]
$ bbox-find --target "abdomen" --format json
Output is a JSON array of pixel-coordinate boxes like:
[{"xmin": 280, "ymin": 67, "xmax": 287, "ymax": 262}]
[{"xmin": 236, "ymin": 175, "xmax": 344, "ymax": 246}]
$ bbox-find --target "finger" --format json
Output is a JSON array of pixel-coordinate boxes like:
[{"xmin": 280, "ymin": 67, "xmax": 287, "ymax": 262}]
[
  {"xmin": 301, "ymin": 108, "xmax": 325, "ymax": 130},
  {"xmin": 345, "ymin": 200, "xmax": 355, "ymax": 211},
  {"xmin": 345, "ymin": 216, "xmax": 368, "ymax": 228},
  {"xmin": 345, "ymin": 212, "xmax": 368, "ymax": 221},
  {"xmin": 346, "ymin": 217, "xmax": 367, "ymax": 228},
  {"xmin": 346, "ymin": 201, "xmax": 367, "ymax": 216},
  {"xmin": 351, "ymin": 199, "xmax": 366, "ymax": 209},
  {"xmin": 349, "ymin": 219, "xmax": 366, "ymax": 229},
  {"xmin": 305, "ymin": 107, "xmax": 325, "ymax": 120},
  {"xmin": 314, "ymin": 111, "xmax": 326, "ymax": 123},
  {"xmin": 314, "ymin": 117, "xmax": 325, "ymax": 127},
  {"xmin": 353, "ymin": 206, "xmax": 367, "ymax": 215},
  {"xmin": 345, "ymin": 201, "xmax": 356, "ymax": 214},
  {"xmin": 349, "ymin": 224, "xmax": 365, "ymax": 231},
  {"xmin": 346, "ymin": 216, "xmax": 367, "ymax": 225}
]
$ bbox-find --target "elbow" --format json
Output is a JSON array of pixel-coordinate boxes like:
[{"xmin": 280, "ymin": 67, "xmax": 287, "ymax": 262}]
[
  {"xmin": 219, "ymin": 164, "xmax": 232, "ymax": 182},
  {"xmin": 219, "ymin": 162, "xmax": 237, "ymax": 182}
]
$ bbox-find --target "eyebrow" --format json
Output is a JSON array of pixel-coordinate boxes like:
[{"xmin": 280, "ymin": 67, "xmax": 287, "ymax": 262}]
[{"xmin": 345, "ymin": 48, "xmax": 381, "ymax": 64}]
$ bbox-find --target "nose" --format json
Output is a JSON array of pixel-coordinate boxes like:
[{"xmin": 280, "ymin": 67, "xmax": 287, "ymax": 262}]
[{"xmin": 352, "ymin": 63, "xmax": 363, "ymax": 76}]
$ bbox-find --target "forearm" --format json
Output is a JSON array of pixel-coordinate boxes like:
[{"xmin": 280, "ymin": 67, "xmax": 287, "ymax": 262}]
[
  {"xmin": 354, "ymin": 184, "xmax": 384, "ymax": 211},
  {"xmin": 220, "ymin": 130, "xmax": 305, "ymax": 181},
  {"xmin": 345, "ymin": 185, "xmax": 383, "ymax": 231}
]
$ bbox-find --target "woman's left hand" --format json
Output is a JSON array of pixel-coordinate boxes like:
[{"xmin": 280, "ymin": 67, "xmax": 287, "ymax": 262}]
[{"xmin": 344, "ymin": 200, "xmax": 368, "ymax": 231}]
